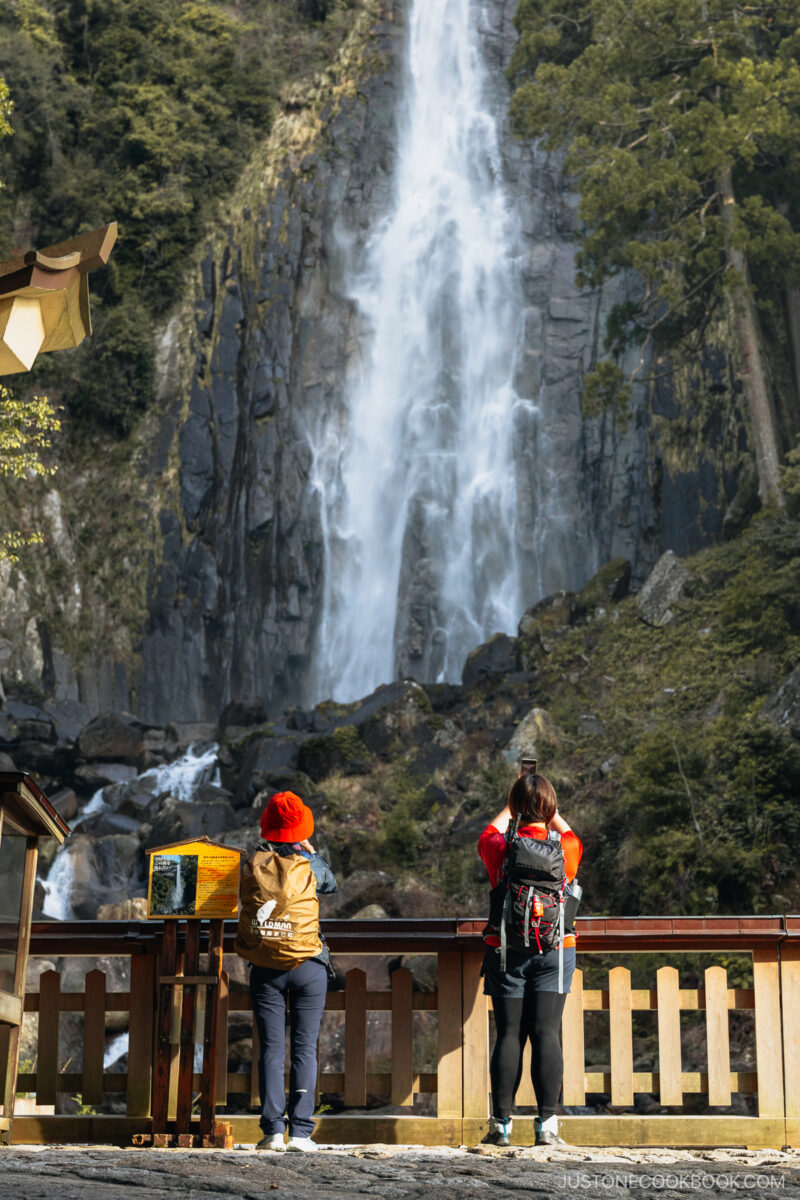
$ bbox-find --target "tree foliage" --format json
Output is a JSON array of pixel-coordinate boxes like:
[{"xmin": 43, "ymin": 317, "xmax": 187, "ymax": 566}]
[
  {"xmin": 0, "ymin": 384, "xmax": 60, "ymax": 561},
  {"xmin": 509, "ymin": 1, "xmax": 800, "ymax": 423},
  {"xmin": 0, "ymin": 0, "xmax": 355, "ymax": 434}
]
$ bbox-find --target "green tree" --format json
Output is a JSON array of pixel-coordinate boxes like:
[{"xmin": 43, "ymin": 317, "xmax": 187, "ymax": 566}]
[
  {"xmin": 509, "ymin": 0, "xmax": 800, "ymax": 506},
  {"xmin": 0, "ymin": 384, "xmax": 60, "ymax": 561}
]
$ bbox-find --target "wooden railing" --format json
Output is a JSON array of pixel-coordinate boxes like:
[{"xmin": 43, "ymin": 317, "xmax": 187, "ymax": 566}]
[{"xmin": 11, "ymin": 915, "xmax": 800, "ymax": 1147}]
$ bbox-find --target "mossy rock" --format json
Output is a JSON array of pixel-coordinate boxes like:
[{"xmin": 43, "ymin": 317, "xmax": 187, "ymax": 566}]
[
  {"xmin": 578, "ymin": 557, "xmax": 632, "ymax": 611},
  {"xmin": 517, "ymin": 590, "xmax": 585, "ymax": 668}
]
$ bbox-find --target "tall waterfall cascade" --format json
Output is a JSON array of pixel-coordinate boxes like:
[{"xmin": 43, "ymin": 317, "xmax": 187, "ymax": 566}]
[{"xmin": 310, "ymin": 0, "xmax": 563, "ymax": 703}]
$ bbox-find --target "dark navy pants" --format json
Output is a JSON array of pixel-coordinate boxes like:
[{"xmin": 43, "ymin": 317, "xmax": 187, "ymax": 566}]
[{"xmin": 249, "ymin": 958, "xmax": 328, "ymax": 1137}]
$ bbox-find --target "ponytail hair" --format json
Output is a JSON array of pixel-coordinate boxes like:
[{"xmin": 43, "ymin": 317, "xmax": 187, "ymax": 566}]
[{"xmin": 508, "ymin": 773, "xmax": 557, "ymax": 825}]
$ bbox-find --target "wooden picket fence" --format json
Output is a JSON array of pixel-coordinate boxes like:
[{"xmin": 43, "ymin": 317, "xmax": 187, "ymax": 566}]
[{"xmin": 9, "ymin": 915, "xmax": 800, "ymax": 1147}]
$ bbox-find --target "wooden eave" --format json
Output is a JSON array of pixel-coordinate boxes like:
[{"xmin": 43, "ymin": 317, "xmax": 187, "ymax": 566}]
[
  {"xmin": 0, "ymin": 772, "xmax": 69, "ymax": 843},
  {"xmin": 0, "ymin": 223, "xmax": 117, "ymax": 289}
]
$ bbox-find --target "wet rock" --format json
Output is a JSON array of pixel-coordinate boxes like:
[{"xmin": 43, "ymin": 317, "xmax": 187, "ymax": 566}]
[
  {"xmin": 461, "ymin": 633, "xmax": 520, "ymax": 691},
  {"xmin": 166, "ymin": 721, "xmax": 217, "ymax": 751},
  {"xmin": 146, "ymin": 796, "xmax": 239, "ymax": 846},
  {"xmin": 761, "ymin": 664, "xmax": 800, "ymax": 738},
  {"xmin": 81, "ymin": 809, "xmax": 142, "ymax": 838},
  {"xmin": 635, "ymin": 550, "xmax": 690, "ymax": 627},
  {"xmin": 75, "ymin": 712, "xmax": 145, "ymax": 762},
  {"xmin": 218, "ymin": 698, "xmax": 268, "ymax": 732},
  {"xmin": 48, "ymin": 787, "xmax": 79, "ymax": 821},
  {"xmin": 74, "ymin": 762, "xmax": 139, "ymax": 789}
]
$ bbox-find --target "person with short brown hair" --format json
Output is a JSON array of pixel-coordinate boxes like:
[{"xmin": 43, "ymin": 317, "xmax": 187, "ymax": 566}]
[{"xmin": 477, "ymin": 770, "xmax": 582, "ymax": 1147}]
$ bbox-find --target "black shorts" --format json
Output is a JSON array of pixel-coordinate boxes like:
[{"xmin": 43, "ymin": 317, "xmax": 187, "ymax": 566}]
[{"xmin": 482, "ymin": 944, "xmax": 576, "ymax": 998}]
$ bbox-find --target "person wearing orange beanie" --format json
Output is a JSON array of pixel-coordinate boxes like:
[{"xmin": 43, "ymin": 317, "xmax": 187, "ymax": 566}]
[{"xmin": 245, "ymin": 791, "xmax": 337, "ymax": 1153}]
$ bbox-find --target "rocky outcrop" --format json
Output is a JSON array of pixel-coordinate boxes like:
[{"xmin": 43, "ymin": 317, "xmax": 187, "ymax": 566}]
[
  {"xmin": 0, "ymin": 0, "xmax": 748, "ymax": 725},
  {"xmin": 635, "ymin": 550, "xmax": 691, "ymax": 627}
]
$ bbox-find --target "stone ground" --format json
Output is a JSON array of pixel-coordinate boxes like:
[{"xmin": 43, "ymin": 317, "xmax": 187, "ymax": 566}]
[{"xmin": 1, "ymin": 1145, "xmax": 799, "ymax": 1200}]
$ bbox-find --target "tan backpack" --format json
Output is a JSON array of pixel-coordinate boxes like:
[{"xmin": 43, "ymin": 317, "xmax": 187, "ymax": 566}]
[{"xmin": 234, "ymin": 849, "xmax": 322, "ymax": 970}]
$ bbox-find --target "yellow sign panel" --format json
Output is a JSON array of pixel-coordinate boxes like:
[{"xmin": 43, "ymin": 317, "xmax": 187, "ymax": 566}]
[{"xmin": 147, "ymin": 839, "xmax": 241, "ymax": 919}]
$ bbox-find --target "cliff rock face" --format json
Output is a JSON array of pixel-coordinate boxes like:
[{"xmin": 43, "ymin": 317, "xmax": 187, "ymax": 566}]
[{"xmin": 0, "ymin": 0, "xmax": 745, "ymax": 721}]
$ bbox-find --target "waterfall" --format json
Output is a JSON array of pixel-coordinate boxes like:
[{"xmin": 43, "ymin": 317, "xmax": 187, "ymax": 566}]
[
  {"xmin": 39, "ymin": 742, "xmax": 219, "ymax": 921},
  {"xmin": 310, "ymin": 0, "xmax": 547, "ymax": 702},
  {"xmin": 41, "ymin": 844, "xmax": 77, "ymax": 921},
  {"xmin": 170, "ymin": 856, "xmax": 185, "ymax": 913}
]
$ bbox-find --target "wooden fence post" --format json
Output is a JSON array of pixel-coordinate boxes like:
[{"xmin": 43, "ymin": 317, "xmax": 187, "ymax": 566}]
[
  {"xmin": 656, "ymin": 966, "xmax": 682, "ymax": 1107},
  {"xmin": 782, "ymin": 943, "xmax": 800, "ymax": 1146},
  {"xmin": 705, "ymin": 965, "xmax": 731, "ymax": 1108},
  {"xmin": 390, "ymin": 968, "xmax": 413, "ymax": 1107},
  {"xmin": 437, "ymin": 952, "xmax": 462, "ymax": 1119},
  {"xmin": 608, "ymin": 966, "xmax": 633, "ymax": 1107},
  {"xmin": 344, "ymin": 968, "xmax": 367, "ymax": 1108},
  {"xmin": 561, "ymin": 966, "xmax": 585, "ymax": 1106},
  {"xmin": 82, "ymin": 968, "xmax": 106, "ymax": 1107},
  {"xmin": 127, "ymin": 953, "xmax": 155, "ymax": 1118},
  {"xmin": 36, "ymin": 969, "xmax": 60, "ymax": 1108},
  {"xmin": 753, "ymin": 948, "xmax": 785, "ymax": 1119},
  {"xmin": 462, "ymin": 951, "xmax": 488, "ymax": 1120}
]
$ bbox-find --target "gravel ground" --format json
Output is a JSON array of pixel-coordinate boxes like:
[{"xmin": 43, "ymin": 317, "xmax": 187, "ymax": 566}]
[{"xmin": 0, "ymin": 1145, "xmax": 798, "ymax": 1200}]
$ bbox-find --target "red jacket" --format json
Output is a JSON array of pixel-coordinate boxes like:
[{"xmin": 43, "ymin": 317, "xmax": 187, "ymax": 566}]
[{"xmin": 478, "ymin": 824, "xmax": 583, "ymax": 947}]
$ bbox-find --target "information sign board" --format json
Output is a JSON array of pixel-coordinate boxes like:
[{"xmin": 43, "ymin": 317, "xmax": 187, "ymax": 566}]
[{"xmin": 146, "ymin": 838, "xmax": 242, "ymax": 919}]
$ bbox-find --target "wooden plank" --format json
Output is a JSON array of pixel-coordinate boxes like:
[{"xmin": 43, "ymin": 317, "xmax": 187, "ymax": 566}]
[
  {"xmin": 199, "ymin": 920, "xmax": 224, "ymax": 1135},
  {"xmin": 583, "ymin": 1070, "xmax": 757, "ymax": 1095},
  {"xmin": 344, "ymin": 968, "xmax": 367, "ymax": 1107},
  {"xmin": 2, "ymin": 837, "xmax": 37, "ymax": 1140},
  {"xmin": 152, "ymin": 921, "xmax": 177, "ymax": 1133},
  {"xmin": 781, "ymin": 944, "xmax": 800, "ymax": 1120},
  {"xmin": 36, "ymin": 969, "xmax": 60, "ymax": 1106},
  {"xmin": 168, "ymin": 950, "xmax": 183, "ymax": 1121},
  {"xmin": 216, "ymin": 970, "xmax": 229, "ymax": 1109},
  {"xmin": 82, "ymin": 969, "xmax": 106, "ymax": 1106},
  {"xmin": 462, "ymin": 950, "xmax": 488, "ymax": 1120},
  {"xmin": 752, "ymin": 948, "xmax": 784, "ymax": 1118},
  {"xmin": 436, "ymin": 952, "xmax": 462, "ymax": 1119},
  {"xmin": 127, "ymin": 953, "xmax": 155, "ymax": 1118},
  {"xmin": 561, "ymin": 967, "xmax": 585, "ymax": 1105},
  {"xmin": 705, "ymin": 966, "xmax": 731, "ymax": 1107},
  {"xmin": 176, "ymin": 921, "xmax": 200, "ymax": 1132},
  {"xmin": 656, "ymin": 966, "xmax": 682, "ymax": 1107},
  {"xmin": 8, "ymin": 1111, "xmax": 787, "ymax": 1150},
  {"xmin": 390, "ymin": 968, "xmax": 413, "ymax": 1107},
  {"xmin": 0, "ymin": 992, "xmax": 22, "ymax": 1026},
  {"xmin": 608, "ymin": 966, "xmax": 633, "ymax": 1107}
]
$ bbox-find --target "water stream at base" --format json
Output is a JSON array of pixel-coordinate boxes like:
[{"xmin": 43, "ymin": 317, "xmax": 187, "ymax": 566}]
[
  {"xmin": 310, "ymin": 0, "xmax": 555, "ymax": 703},
  {"xmin": 40, "ymin": 742, "xmax": 220, "ymax": 921}
]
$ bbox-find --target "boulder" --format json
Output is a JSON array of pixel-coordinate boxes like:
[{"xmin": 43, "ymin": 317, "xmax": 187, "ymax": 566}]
[
  {"xmin": 635, "ymin": 550, "xmax": 690, "ymax": 627},
  {"xmin": 218, "ymin": 698, "xmax": 267, "ymax": 733},
  {"xmin": 96, "ymin": 897, "xmax": 148, "ymax": 920},
  {"xmin": 76, "ymin": 712, "xmax": 144, "ymax": 762},
  {"xmin": 0, "ymin": 750, "xmax": 16, "ymax": 771},
  {"xmin": 146, "ymin": 797, "xmax": 239, "ymax": 847},
  {"xmin": 13, "ymin": 741, "xmax": 72, "ymax": 775},
  {"xmin": 166, "ymin": 721, "xmax": 218, "ymax": 751},
  {"xmin": 461, "ymin": 633, "xmax": 520, "ymax": 691},
  {"xmin": 761, "ymin": 664, "xmax": 800, "ymax": 738},
  {"xmin": 49, "ymin": 787, "xmax": 79, "ymax": 821},
  {"xmin": 579, "ymin": 557, "xmax": 632, "ymax": 609},
  {"xmin": 81, "ymin": 810, "xmax": 142, "ymax": 838},
  {"xmin": 503, "ymin": 706, "xmax": 558, "ymax": 767},
  {"xmin": 517, "ymin": 591, "xmax": 585, "ymax": 668},
  {"xmin": 75, "ymin": 762, "xmax": 139, "ymax": 789}
]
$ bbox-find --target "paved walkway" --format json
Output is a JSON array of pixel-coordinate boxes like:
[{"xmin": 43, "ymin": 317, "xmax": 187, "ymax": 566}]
[{"xmin": 1, "ymin": 1146, "xmax": 799, "ymax": 1199}]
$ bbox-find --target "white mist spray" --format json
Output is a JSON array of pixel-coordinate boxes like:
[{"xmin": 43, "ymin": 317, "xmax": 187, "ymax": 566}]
[{"xmin": 311, "ymin": 0, "xmax": 548, "ymax": 702}]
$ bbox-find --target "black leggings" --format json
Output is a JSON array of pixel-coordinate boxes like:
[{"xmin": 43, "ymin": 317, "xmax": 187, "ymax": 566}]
[{"xmin": 490, "ymin": 991, "xmax": 567, "ymax": 1121}]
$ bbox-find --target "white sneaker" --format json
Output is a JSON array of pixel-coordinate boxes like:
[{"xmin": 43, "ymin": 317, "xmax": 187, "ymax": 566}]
[
  {"xmin": 256, "ymin": 1133, "xmax": 285, "ymax": 1151},
  {"xmin": 286, "ymin": 1135, "xmax": 317, "ymax": 1152}
]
